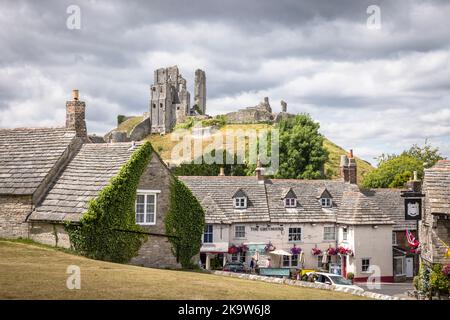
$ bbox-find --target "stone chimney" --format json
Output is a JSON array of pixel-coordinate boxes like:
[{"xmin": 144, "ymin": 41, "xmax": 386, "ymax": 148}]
[
  {"xmin": 340, "ymin": 150, "xmax": 357, "ymax": 184},
  {"xmin": 255, "ymin": 158, "xmax": 265, "ymax": 183},
  {"xmin": 66, "ymin": 89, "xmax": 88, "ymax": 141},
  {"xmin": 218, "ymin": 167, "xmax": 225, "ymax": 176},
  {"xmin": 406, "ymin": 170, "xmax": 422, "ymax": 192}
]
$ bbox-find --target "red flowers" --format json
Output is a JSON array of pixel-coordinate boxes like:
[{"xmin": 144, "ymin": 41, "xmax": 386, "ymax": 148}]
[
  {"xmin": 443, "ymin": 264, "xmax": 450, "ymax": 277},
  {"xmin": 327, "ymin": 247, "xmax": 338, "ymax": 256},
  {"xmin": 311, "ymin": 248, "xmax": 322, "ymax": 256},
  {"xmin": 337, "ymin": 246, "xmax": 353, "ymax": 256}
]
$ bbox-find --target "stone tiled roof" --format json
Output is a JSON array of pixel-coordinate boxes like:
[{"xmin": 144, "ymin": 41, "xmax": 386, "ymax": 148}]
[
  {"xmin": 424, "ymin": 160, "xmax": 450, "ymax": 215},
  {"xmin": 179, "ymin": 176, "xmax": 397, "ymax": 225},
  {"xmin": 362, "ymin": 189, "xmax": 417, "ymax": 230},
  {"xmin": 0, "ymin": 128, "xmax": 77, "ymax": 195},
  {"xmin": 29, "ymin": 143, "xmax": 139, "ymax": 222}
]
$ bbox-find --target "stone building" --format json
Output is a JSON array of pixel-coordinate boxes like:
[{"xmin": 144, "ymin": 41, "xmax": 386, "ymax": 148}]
[
  {"xmin": 0, "ymin": 90, "xmax": 180, "ymax": 268},
  {"xmin": 226, "ymin": 97, "xmax": 295, "ymax": 124},
  {"xmin": 150, "ymin": 66, "xmax": 206, "ymax": 134},
  {"xmin": 419, "ymin": 160, "xmax": 450, "ymax": 266},
  {"xmin": 179, "ymin": 152, "xmax": 411, "ymax": 282}
]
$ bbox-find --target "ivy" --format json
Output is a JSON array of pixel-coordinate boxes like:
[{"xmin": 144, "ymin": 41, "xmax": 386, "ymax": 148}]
[
  {"xmin": 165, "ymin": 178, "xmax": 205, "ymax": 268},
  {"xmin": 66, "ymin": 142, "xmax": 153, "ymax": 263}
]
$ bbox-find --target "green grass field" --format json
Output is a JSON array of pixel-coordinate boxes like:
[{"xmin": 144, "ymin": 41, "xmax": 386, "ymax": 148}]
[{"xmin": 0, "ymin": 240, "xmax": 365, "ymax": 300}]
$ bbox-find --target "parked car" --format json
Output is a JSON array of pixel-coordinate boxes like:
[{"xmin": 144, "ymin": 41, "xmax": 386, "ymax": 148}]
[
  {"xmin": 306, "ymin": 272, "xmax": 364, "ymax": 291},
  {"xmin": 223, "ymin": 262, "xmax": 249, "ymax": 273}
]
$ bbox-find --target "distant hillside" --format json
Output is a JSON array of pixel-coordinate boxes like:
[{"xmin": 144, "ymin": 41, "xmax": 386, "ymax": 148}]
[{"xmin": 109, "ymin": 118, "xmax": 374, "ymax": 181}]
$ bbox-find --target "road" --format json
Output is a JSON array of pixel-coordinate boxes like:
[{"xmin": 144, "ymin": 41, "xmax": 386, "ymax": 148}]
[{"xmin": 357, "ymin": 281, "xmax": 414, "ymax": 298}]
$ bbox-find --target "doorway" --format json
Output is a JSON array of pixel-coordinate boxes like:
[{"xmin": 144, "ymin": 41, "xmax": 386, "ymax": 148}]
[{"xmin": 405, "ymin": 257, "xmax": 414, "ymax": 278}]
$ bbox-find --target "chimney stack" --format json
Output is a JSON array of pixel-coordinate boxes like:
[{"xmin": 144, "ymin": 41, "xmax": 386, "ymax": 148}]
[
  {"xmin": 255, "ymin": 158, "xmax": 265, "ymax": 183},
  {"xmin": 340, "ymin": 150, "xmax": 357, "ymax": 184},
  {"xmin": 66, "ymin": 89, "xmax": 88, "ymax": 141},
  {"xmin": 218, "ymin": 167, "xmax": 225, "ymax": 176},
  {"xmin": 406, "ymin": 170, "xmax": 422, "ymax": 192}
]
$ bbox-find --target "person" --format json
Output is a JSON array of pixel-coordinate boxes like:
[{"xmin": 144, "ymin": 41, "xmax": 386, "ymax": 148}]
[
  {"xmin": 265, "ymin": 258, "xmax": 272, "ymax": 268},
  {"xmin": 249, "ymin": 258, "xmax": 256, "ymax": 273}
]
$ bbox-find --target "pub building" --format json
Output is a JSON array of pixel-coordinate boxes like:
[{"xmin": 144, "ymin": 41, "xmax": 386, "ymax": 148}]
[{"xmin": 180, "ymin": 151, "xmax": 417, "ymax": 282}]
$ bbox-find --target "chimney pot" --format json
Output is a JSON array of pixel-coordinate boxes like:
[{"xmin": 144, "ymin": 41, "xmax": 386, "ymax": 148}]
[
  {"xmin": 349, "ymin": 149, "xmax": 354, "ymax": 158},
  {"xmin": 72, "ymin": 89, "xmax": 79, "ymax": 101},
  {"xmin": 219, "ymin": 167, "xmax": 225, "ymax": 176}
]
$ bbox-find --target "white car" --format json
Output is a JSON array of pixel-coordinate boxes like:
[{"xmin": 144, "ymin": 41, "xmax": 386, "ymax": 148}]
[{"xmin": 306, "ymin": 272, "xmax": 364, "ymax": 292}]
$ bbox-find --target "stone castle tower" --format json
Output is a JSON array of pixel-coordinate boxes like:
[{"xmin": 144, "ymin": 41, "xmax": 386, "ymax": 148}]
[
  {"xmin": 150, "ymin": 66, "xmax": 206, "ymax": 134},
  {"xmin": 194, "ymin": 69, "xmax": 206, "ymax": 114}
]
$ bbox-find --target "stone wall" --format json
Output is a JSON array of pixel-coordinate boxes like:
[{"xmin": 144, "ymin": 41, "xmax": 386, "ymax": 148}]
[
  {"xmin": 130, "ymin": 152, "xmax": 181, "ymax": 268},
  {"xmin": 28, "ymin": 222, "xmax": 71, "ymax": 248},
  {"xmin": 0, "ymin": 195, "xmax": 32, "ymax": 239}
]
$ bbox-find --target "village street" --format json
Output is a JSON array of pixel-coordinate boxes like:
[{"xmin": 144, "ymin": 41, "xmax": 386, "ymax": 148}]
[{"xmin": 358, "ymin": 282, "xmax": 414, "ymax": 298}]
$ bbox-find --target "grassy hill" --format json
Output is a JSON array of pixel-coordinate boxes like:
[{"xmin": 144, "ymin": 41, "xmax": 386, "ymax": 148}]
[
  {"xmin": 109, "ymin": 117, "xmax": 374, "ymax": 180},
  {"xmin": 0, "ymin": 240, "xmax": 364, "ymax": 300}
]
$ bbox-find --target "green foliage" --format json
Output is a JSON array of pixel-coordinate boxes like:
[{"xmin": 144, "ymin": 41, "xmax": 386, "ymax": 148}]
[
  {"xmin": 117, "ymin": 114, "xmax": 126, "ymax": 126},
  {"xmin": 66, "ymin": 142, "xmax": 153, "ymax": 263},
  {"xmin": 416, "ymin": 261, "xmax": 431, "ymax": 294},
  {"xmin": 275, "ymin": 114, "xmax": 328, "ymax": 179},
  {"xmin": 201, "ymin": 115, "xmax": 227, "ymax": 128},
  {"xmin": 346, "ymin": 272, "xmax": 354, "ymax": 280},
  {"xmin": 175, "ymin": 117, "xmax": 196, "ymax": 130},
  {"xmin": 165, "ymin": 178, "xmax": 205, "ymax": 268},
  {"xmin": 192, "ymin": 104, "xmax": 203, "ymax": 115},
  {"xmin": 362, "ymin": 154, "xmax": 423, "ymax": 188},
  {"xmin": 430, "ymin": 263, "xmax": 450, "ymax": 295}
]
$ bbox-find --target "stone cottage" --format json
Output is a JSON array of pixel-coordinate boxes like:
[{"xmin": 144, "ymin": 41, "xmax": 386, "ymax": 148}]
[
  {"xmin": 180, "ymin": 153, "xmax": 411, "ymax": 282},
  {"xmin": 0, "ymin": 90, "xmax": 179, "ymax": 268}
]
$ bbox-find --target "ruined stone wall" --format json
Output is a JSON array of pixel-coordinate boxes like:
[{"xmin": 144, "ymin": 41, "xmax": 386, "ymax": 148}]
[
  {"xmin": 194, "ymin": 69, "xmax": 206, "ymax": 114},
  {"xmin": 130, "ymin": 152, "xmax": 181, "ymax": 268},
  {"xmin": 0, "ymin": 195, "xmax": 32, "ymax": 239},
  {"xmin": 28, "ymin": 222, "xmax": 71, "ymax": 248}
]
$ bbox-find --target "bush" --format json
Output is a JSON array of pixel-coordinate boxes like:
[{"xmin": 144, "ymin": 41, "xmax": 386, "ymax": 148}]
[
  {"xmin": 430, "ymin": 263, "xmax": 450, "ymax": 295},
  {"xmin": 117, "ymin": 114, "xmax": 126, "ymax": 126},
  {"xmin": 346, "ymin": 272, "xmax": 354, "ymax": 280},
  {"xmin": 66, "ymin": 142, "xmax": 153, "ymax": 263}
]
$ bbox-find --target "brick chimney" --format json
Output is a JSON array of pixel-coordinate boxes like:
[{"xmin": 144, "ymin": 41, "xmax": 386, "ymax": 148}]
[
  {"xmin": 340, "ymin": 150, "xmax": 357, "ymax": 184},
  {"xmin": 218, "ymin": 167, "xmax": 225, "ymax": 176},
  {"xmin": 66, "ymin": 89, "xmax": 88, "ymax": 141},
  {"xmin": 255, "ymin": 158, "xmax": 265, "ymax": 183}
]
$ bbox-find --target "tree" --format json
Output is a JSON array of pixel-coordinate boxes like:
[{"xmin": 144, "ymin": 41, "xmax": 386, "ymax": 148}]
[
  {"xmin": 404, "ymin": 142, "xmax": 444, "ymax": 168},
  {"xmin": 362, "ymin": 154, "xmax": 423, "ymax": 188},
  {"xmin": 275, "ymin": 114, "xmax": 328, "ymax": 179}
]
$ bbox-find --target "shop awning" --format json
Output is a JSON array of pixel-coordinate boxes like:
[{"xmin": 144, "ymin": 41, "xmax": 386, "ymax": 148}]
[
  {"xmin": 200, "ymin": 242, "xmax": 229, "ymax": 253},
  {"xmin": 269, "ymin": 249, "xmax": 292, "ymax": 256}
]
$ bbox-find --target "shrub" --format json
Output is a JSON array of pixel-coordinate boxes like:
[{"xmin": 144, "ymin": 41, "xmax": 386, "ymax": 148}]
[
  {"xmin": 117, "ymin": 114, "xmax": 126, "ymax": 126},
  {"xmin": 430, "ymin": 263, "xmax": 450, "ymax": 295},
  {"xmin": 346, "ymin": 272, "xmax": 354, "ymax": 280}
]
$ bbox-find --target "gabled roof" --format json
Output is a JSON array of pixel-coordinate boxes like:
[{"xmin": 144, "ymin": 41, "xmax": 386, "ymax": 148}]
[
  {"xmin": 0, "ymin": 127, "xmax": 77, "ymax": 196},
  {"xmin": 317, "ymin": 187, "xmax": 333, "ymax": 199},
  {"xmin": 282, "ymin": 188, "xmax": 297, "ymax": 199},
  {"xmin": 232, "ymin": 188, "xmax": 248, "ymax": 199},
  {"xmin": 201, "ymin": 195, "xmax": 230, "ymax": 224},
  {"xmin": 423, "ymin": 160, "xmax": 450, "ymax": 215},
  {"xmin": 29, "ymin": 143, "xmax": 142, "ymax": 222}
]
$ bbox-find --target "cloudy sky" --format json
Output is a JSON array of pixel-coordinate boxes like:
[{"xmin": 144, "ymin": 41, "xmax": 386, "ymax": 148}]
[{"xmin": 1, "ymin": 0, "xmax": 449, "ymax": 165}]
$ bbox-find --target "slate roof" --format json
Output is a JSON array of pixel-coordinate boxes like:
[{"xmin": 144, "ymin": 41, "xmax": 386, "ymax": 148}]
[
  {"xmin": 0, "ymin": 128, "xmax": 77, "ymax": 195},
  {"xmin": 423, "ymin": 160, "xmax": 450, "ymax": 215},
  {"xmin": 179, "ymin": 176, "xmax": 398, "ymax": 225},
  {"xmin": 29, "ymin": 143, "xmax": 139, "ymax": 222}
]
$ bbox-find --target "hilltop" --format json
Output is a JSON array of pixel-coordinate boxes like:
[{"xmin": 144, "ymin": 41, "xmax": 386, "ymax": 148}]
[{"xmin": 110, "ymin": 117, "xmax": 374, "ymax": 181}]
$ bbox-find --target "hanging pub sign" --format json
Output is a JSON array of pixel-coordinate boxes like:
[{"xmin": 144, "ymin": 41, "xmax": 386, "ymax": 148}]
[{"xmin": 404, "ymin": 197, "xmax": 422, "ymax": 220}]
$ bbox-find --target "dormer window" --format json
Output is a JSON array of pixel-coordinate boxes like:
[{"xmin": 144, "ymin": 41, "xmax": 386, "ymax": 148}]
[
  {"xmin": 234, "ymin": 197, "xmax": 247, "ymax": 208},
  {"xmin": 320, "ymin": 198, "xmax": 332, "ymax": 208},
  {"xmin": 282, "ymin": 188, "xmax": 297, "ymax": 208},
  {"xmin": 285, "ymin": 198, "xmax": 297, "ymax": 208},
  {"xmin": 232, "ymin": 188, "xmax": 248, "ymax": 209}
]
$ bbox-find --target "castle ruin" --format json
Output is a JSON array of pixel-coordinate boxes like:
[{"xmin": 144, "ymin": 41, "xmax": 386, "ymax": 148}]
[{"xmin": 150, "ymin": 66, "xmax": 206, "ymax": 134}]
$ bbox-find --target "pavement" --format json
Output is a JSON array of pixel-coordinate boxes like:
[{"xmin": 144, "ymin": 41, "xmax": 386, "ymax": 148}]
[{"xmin": 357, "ymin": 281, "xmax": 414, "ymax": 298}]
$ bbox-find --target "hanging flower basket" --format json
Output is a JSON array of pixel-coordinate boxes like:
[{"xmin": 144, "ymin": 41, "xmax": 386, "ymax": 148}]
[
  {"xmin": 337, "ymin": 246, "xmax": 353, "ymax": 256},
  {"xmin": 290, "ymin": 245, "xmax": 302, "ymax": 255},
  {"xmin": 311, "ymin": 248, "xmax": 322, "ymax": 256},
  {"xmin": 228, "ymin": 245, "xmax": 240, "ymax": 254},
  {"xmin": 443, "ymin": 264, "xmax": 450, "ymax": 277},
  {"xmin": 240, "ymin": 244, "xmax": 248, "ymax": 253},
  {"xmin": 327, "ymin": 247, "xmax": 338, "ymax": 256},
  {"xmin": 265, "ymin": 242, "xmax": 276, "ymax": 252}
]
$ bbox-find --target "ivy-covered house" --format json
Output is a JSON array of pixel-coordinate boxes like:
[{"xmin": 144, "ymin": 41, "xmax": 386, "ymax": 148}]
[{"xmin": 0, "ymin": 90, "xmax": 194, "ymax": 268}]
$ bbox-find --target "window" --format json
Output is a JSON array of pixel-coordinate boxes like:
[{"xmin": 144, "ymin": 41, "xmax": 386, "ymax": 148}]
[
  {"xmin": 231, "ymin": 253, "xmax": 245, "ymax": 263},
  {"xmin": 288, "ymin": 227, "xmax": 302, "ymax": 242},
  {"xmin": 317, "ymin": 256, "xmax": 324, "ymax": 269},
  {"xmin": 291, "ymin": 254, "xmax": 298, "ymax": 267},
  {"xmin": 320, "ymin": 198, "xmax": 332, "ymax": 208},
  {"xmin": 342, "ymin": 227, "xmax": 348, "ymax": 241},
  {"xmin": 394, "ymin": 256, "xmax": 405, "ymax": 276},
  {"xmin": 284, "ymin": 198, "xmax": 297, "ymax": 208},
  {"xmin": 283, "ymin": 255, "xmax": 290, "ymax": 267},
  {"xmin": 362, "ymin": 258, "xmax": 370, "ymax": 272},
  {"xmin": 152, "ymin": 103, "xmax": 156, "ymax": 108},
  {"xmin": 324, "ymin": 226, "xmax": 336, "ymax": 241},
  {"xmin": 160, "ymin": 103, "xmax": 163, "ymax": 108},
  {"xmin": 234, "ymin": 197, "xmax": 247, "ymax": 209},
  {"xmin": 392, "ymin": 232, "xmax": 397, "ymax": 246},
  {"xmin": 235, "ymin": 225, "xmax": 245, "ymax": 238},
  {"xmin": 135, "ymin": 193, "xmax": 156, "ymax": 225},
  {"xmin": 204, "ymin": 224, "xmax": 213, "ymax": 243}
]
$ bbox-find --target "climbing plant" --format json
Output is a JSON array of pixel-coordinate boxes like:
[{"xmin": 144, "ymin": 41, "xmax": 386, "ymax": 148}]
[
  {"xmin": 66, "ymin": 142, "xmax": 153, "ymax": 263},
  {"xmin": 165, "ymin": 178, "xmax": 205, "ymax": 268}
]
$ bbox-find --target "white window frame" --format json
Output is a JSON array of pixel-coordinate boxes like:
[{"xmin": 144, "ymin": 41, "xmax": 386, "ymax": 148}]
[
  {"xmin": 394, "ymin": 256, "xmax": 405, "ymax": 276},
  {"xmin": 323, "ymin": 226, "xmax": 336, "ymax": 241},
  {"xmin": 235, "ymin": 225, "xmax": 246, "ymax": 238},
  {"xmin": 320, "ymin": 198, "xmax": 332, "ymax": 208},
  {"xmin": 288, "ymin": 227, "xmax": 302, "ymax": 242},
  {"xmin": 342, "ymin": 227, "xmax": 348, "ymax": 241},
  {"xmin": 284, "ymin": 198, "xmax": 297, "ymax": 208},
  {"xmin": 282, "ymin": 254, "xmax": 299, "ymax": 268},
  {"xmin": 234, "ymin": 197, "xmax": 247, "ymax": 209},
  {"xmin": 135, "ymin": 190, "xmax": 160, "ymax": 226},
  {"xmin": 361, "ymin": 258, "xmax": 371, "ymax": 273},
  {"xmin": 392, "ymin": 232, "xmax": 397, "ymax": 246},
  {"xmin": 203, "ymin": 224, "xmax": 214, "ymax": 243}
]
